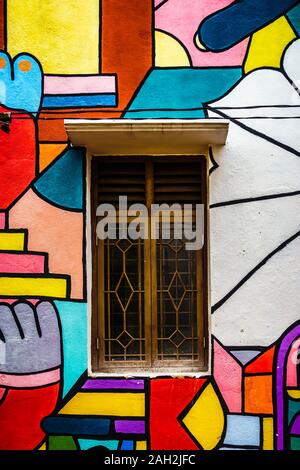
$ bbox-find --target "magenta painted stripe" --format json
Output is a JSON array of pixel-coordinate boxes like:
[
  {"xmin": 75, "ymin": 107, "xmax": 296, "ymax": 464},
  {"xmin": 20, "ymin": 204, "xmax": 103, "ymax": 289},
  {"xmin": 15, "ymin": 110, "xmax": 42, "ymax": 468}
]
[
  {"xmin": 44, "ymin": 75, "xmax": 116, "ymax": 95},
  {"xmin": 115, "ymin": 420, "xmax": 145, "ymax": 434},
  {"xmin": 276, "ymin": 323, "xmax": 300, "ymax": 450},
  {"xmin": 82, "ymin": 379, "xmax": 144, "ymax": 390},
  {"xmin": 0, "ymin": 253, "xmax": 45, "ymax": 274},
  {"xmin": 0, "ymin": 368, "xmax": 60, "ymax": 388},
  {"xmin": 0, "ymin": 212, "xmax": 6, "ymax": 229}
]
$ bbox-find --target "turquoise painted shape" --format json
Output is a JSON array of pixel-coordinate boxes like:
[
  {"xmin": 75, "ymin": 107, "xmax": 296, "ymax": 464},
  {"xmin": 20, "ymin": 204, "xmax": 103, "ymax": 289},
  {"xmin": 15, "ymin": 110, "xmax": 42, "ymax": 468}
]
[
  {"xmin": 288, "ymin": 398, "xmax": 300, "ymax": 425},
  {"xmin": 124, "ymin": 68, "xmax": 242, "ymax": 119},
  {"xmin": 0, "ymin": 52, "xmax": 42, "ymax": 113},
  {"xmin": 78, "ymin": 439, "xmax": 119, "ymax": 451},
  {"xmin": 34, "ymin": 148, "xmax": 84, "ymax": 211},
  {"xmin": 287, "ymin": 4, "xmax": 300, "ymax": 36},
  {"xmin": 54, "ymin": 301, "xmax": 88, "ymax": 396}
]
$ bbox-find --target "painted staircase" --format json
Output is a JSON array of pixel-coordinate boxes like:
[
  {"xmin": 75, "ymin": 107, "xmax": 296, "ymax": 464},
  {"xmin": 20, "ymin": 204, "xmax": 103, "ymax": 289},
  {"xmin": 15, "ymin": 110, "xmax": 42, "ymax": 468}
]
[{"xmin": 0, "ymin": 212, "xmax": 69, "ymax": 299}]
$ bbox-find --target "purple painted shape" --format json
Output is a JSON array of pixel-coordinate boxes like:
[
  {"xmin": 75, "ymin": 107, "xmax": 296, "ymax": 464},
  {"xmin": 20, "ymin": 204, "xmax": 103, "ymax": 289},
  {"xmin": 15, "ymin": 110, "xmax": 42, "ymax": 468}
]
[
  {"xmin": 115, "ymin": 420, "xmax": 145, "ymax": 434},
  {"xmin": 82, "ymin": 379, "xmax": 144, "ymax": 390},
  {"xmin": 276, "ymin": 322, "xmax": 300, "ymax": 450},
  {"xmin": 291, "ymin": 415, "xmax": 300, "ymax": 436}
]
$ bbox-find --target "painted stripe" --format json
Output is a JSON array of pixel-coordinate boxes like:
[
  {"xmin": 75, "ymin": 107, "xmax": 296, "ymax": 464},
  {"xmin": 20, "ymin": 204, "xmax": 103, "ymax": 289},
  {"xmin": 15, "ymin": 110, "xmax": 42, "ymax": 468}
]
[
  {"xmin": 0, "ymin": 276, "xmax": 68, "ymax": 298},
  {"xmin": 82, "ymin": 379, "xmax": 144, "ymax": 390},
  {"xmin": 59, "ymin": 392, "xmax": 145, "ymax": 417},
  {"xmin": 0, "ymin": 213, "xmax": 6, "ymax": 229},
  {"xmin": 115, "ymin": 420, "xmax": 145, "ymax": 434},
  {"xmin": 42, "ymin": 94, "xmax": 116, "ymax": 108},
  {"xmin": 44, "ymin": 75, "xmax": 116, "ymax": 95},
  {"xmin": 0, "ymin": 232, "xmax": 25, "ymax": 251},
  {"xmin": 0, "ymin": 253, "xmax": 45, "ymax": 274},
  {"xmin": 0, "ymin": 368, "xmax": 60, "ymax": 388},
  {"xmin": 43, "ymin": 416, "xmax": 110, "ymax": 436},
  {"xmin": 263, "ymin": 417, "xmax": 274, "ymax": 450}
]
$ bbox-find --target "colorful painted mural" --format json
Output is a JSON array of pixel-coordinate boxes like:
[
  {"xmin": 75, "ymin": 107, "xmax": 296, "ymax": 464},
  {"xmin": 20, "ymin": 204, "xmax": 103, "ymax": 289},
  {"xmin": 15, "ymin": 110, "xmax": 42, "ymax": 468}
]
[{"xmin": 0, "ymin": 0, "xmax": 300, "ymax": 451}]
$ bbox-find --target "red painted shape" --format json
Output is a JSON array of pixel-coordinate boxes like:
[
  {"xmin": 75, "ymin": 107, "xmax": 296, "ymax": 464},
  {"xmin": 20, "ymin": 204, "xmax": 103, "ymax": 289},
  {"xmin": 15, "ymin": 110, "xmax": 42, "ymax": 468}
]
[
  {"xmin": 150, "ymin": 378, "xmax": 207, "ymax": 450},
  {"xmin": 0, "ymin": 105, "xmax": 36, "ymax": 209},
  {"xmin": 245, "ymin": 345, "xmax": 276, "ymax": 375},
  {"xmin": 0, "ymin": 0, "xmax": 5, "ymax": 50},
  {"xmin": 0, "ymin": 383, "xmax": 60, "ymax": 450}
]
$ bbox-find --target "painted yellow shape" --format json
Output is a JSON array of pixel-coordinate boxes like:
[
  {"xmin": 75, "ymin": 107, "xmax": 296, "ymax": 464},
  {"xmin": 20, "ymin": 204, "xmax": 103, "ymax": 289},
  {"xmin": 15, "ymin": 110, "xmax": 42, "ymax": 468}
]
[
  {"xmin": 7, "ymin": 0, "xmax": 99, "ymax": 74},
  {"xmin": 155, "ymin": 30, "xmax": 191, "ymax": 67},
  {"xmin": 38, "ymin": 442, "xmax": 47, "ymax": 451},
  {"xmin": 136, "ymin": 441, "xmax": 147, "ymax": 450},
  {"xmin": 39, "ymin": 144, "xmax": 67, "ymax": 172},
  {"xmin": 263, "ymin": 417, "xmax": 274, "ymax": 450},
  {"xmin": 0, "ymin": 232, "xmax": 25, "ymax": 251},
  {"xmin": 59, "ymin": 392, "xmax": 145, "ymax": 417},
  {"xmin": 0, "ymin": 276, "xmax": 68, "ymax": 298},
  {"xmin": 182, "ymin": 383, "xmax": 224, "ymax": 450},
  {"xmin": 287, "ymin": 389, "xmax": 300, "ymax": 399},
  {"xmin": 244, "ymin": 16, "xmax": 296, "ymax": 74}
]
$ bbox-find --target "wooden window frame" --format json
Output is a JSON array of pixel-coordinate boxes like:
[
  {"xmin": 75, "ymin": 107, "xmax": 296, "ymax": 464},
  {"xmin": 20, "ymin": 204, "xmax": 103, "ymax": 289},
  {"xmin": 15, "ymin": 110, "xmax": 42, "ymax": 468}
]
[{"xmin": 91, "ymin": 155, "xmax": 209, "ymax": 374}]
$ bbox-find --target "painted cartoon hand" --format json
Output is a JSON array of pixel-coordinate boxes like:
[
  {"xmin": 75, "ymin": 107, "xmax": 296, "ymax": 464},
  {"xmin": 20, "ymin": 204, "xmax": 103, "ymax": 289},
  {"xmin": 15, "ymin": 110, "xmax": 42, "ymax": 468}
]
[{"xmin": 0, "ymin": 301, "xmax": 62, "ymax": 450}]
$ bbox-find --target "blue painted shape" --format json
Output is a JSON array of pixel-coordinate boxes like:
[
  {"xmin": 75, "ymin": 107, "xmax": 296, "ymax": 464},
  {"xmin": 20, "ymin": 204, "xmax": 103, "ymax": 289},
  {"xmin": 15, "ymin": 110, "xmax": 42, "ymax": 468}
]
[
  {"xmin": 43, "ymin": 417, "xmax": 110, "ymax": 436},
  {"xmin": 54, "ymin": 301, "xmax": 88, "ymax": 396},
  {"xmin": 0, "ymin": 52, "xmax": 42, "ymax": 113},
  {"xmin": 224, "ymin": 414, "xmax": 260, "ymax": 447},
  {"xmin": 197, "ymin": 0, "xmax": 300, "ymax": 52},
  {"xmin": 78, "ymin": 439, "xmax": 119, "ymax": 451},
  {"xmin": 287, "ymin": 4, "xmax": 300, "ymax": 35},
  {"xmin": 124, "ymin": 68, "xmax": 242, "ymax": 119},
  {"xmin": 34, "ymin": 148, "xmax": 84, "ymax": 211},
  {"xmin": 230, "ymin": 350, "xmax": 261, "ymax": 365},
  {"xmin": 43, "ymin": 94, "xmax": 116, "ymax": 108},
  {"xmin": 121, "ymin": 441, "xmax": 134, "ymax": 450}
]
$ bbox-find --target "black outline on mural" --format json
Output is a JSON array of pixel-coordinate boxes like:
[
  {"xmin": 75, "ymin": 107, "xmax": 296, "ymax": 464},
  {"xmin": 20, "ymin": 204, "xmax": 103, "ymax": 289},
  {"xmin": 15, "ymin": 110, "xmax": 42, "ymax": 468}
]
[
  {"xmin": 212, "ymin": 228, "xmax": 300, "ymax": 313},
  {"xmin": 210, "ymin": 190, "xmax": 300, "ymax": 209}
]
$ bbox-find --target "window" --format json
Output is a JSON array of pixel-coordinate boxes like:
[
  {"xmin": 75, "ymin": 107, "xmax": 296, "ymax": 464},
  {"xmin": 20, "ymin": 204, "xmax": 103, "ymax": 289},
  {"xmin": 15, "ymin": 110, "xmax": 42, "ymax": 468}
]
[{"xmin": 91, "ymin": 156, "xmax": 208, "ymax": 373}]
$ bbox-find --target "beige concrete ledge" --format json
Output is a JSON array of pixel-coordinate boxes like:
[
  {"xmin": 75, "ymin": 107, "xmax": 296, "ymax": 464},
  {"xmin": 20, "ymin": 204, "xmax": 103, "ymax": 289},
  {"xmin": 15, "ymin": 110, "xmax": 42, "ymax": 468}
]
[{"xmin": 65, "ymin": 119, "xmax": 229, "ymax": 156}]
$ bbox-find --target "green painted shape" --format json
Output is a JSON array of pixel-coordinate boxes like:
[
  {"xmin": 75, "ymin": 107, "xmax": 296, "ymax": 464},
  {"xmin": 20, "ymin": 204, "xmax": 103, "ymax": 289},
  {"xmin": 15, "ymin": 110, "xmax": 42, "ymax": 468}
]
[
  {"xmin": 290, "ymin": 437, "xmax": 300, "ymax": 450},
  {"xmin": 48, "ymin": 435, "xmax": 77, "ymax": 450}
]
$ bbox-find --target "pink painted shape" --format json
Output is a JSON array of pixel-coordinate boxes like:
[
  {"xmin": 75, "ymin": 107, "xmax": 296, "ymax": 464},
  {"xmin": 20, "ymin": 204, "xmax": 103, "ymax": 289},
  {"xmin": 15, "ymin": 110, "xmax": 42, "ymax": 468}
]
[
  {"xmin": 0, "ymin": 299, "xmax": 39, "ymax": 305},
  {"xmin": 213, "ymin": 338, "xmax": 242, "ymax": 412},
  {"xmin": 44, "ymin": 75, "xmax": 116, "ymax": 95},
  {"xmin": 9, "ymin": 189, "xmax": 83, "ymax": 299},
  {"xmin": 0, "ymin": 253, "xmax": 45, "ymax": 274},
  {"xmin": 0, "ymin": 212, "xmax": 6, "ymax": 229},
  {"xmin": 155, "ymin": 0, "xmax": 249, "ymax": 67},
  {"xmin": 286, "ymin": 338, "xmax": 300, "ymax": 387},
  {"xmin": 0, "ymin": 368, "xmax": 60, "ymax": 388}
]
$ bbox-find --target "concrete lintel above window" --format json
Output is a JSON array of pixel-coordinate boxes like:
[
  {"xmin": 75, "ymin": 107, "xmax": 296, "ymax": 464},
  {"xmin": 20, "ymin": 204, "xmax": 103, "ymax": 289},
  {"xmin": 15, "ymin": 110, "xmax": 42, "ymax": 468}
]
[{"xmin": 64, "ymin": 119, "xmax": 229, "ymax": 156}]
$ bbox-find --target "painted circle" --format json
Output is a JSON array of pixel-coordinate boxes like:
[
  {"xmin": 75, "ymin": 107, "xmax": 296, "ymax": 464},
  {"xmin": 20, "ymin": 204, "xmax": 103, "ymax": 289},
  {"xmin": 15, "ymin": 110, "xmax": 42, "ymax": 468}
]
[
  {"xmin": 18, "ymin": 60, "xmax": 32, "ymax": 72},
  {"xmin": 0, "ymin": 57, "xmax": 7, "ymax": 69}
]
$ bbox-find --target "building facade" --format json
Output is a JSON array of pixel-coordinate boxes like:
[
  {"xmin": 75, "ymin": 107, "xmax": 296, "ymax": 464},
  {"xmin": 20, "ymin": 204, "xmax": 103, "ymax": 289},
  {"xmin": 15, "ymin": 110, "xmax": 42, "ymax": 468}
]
[{"xmin": 0, "ymin": 0, "xmax": 300, "ymax": 451}]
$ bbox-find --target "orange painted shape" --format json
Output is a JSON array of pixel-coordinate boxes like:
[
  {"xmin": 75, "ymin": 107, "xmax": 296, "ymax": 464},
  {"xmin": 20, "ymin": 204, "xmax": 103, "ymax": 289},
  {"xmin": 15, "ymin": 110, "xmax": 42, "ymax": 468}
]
[
  {"xmin": 9, "ymin": 189, "xmax": 83, "ymax": 299},
  {"xmin": 39, "ymin": 143, "xmax": 67, "ymax": 172},
  {"xmin": 245, "ymin": 345, "xmax": 275, "ymax": 375},
  {"xmin": 244, "ymin": 375, "xmax": 273, "ymax": 415},
  {"xmin": 102, "ymin": 0, "xmax": 153, "ymax": 110}
]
